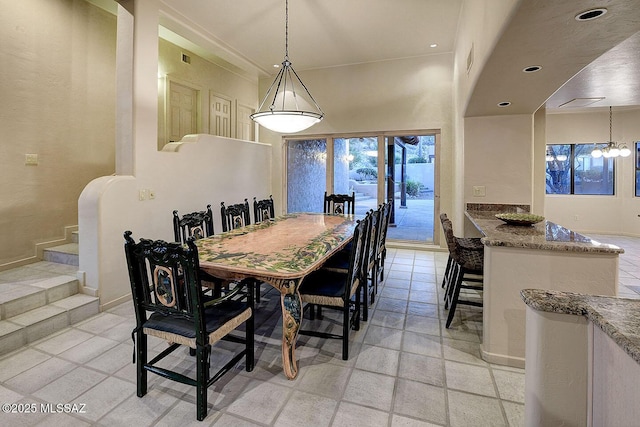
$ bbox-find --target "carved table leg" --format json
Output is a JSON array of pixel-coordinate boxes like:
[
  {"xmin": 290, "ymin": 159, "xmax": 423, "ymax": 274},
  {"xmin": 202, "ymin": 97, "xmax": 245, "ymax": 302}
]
[{"xmin": 280, "ymin": 280, "xmax": 302, "ymax": 379}]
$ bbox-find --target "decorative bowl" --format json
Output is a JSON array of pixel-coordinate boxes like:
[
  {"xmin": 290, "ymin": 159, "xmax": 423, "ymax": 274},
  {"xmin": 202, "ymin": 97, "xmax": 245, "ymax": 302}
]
[{"xmin": 495, "ymin": 213, "xmax": 545, "ymax": 226}]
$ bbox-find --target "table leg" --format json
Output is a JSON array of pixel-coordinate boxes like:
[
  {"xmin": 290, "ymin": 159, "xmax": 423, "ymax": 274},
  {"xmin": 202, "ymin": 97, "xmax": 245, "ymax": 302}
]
[{"xmin": 280, "ymin": 281, "xmax": 302, "ymax": 379}]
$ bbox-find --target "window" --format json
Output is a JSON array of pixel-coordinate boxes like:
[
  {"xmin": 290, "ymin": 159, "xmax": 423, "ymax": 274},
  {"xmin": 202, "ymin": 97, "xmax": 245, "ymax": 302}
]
[
  {"xmin": 546, "ymin": 144, "xmax": 614, "ymax": 195},
  {"xmin": 635, "ymin": 142, "xmax": 640, "ymax": 197}
]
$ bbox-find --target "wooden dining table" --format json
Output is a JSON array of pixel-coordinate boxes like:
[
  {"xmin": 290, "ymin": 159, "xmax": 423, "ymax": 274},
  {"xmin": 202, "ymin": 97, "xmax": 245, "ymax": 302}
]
[{"xmin": 195, "ymin": 212, "xmax": 357, "ymax": 379}]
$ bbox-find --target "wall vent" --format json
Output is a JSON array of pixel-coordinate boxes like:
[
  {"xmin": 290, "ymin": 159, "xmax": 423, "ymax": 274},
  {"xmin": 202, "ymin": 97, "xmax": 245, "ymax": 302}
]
[{"xmin": 181, "ymin": 53, "xmax": 191, "ymax": 64}]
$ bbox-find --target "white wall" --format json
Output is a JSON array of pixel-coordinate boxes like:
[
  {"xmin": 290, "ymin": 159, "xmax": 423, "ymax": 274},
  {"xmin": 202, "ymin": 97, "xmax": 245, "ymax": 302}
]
[
  {"xmin": 464, "ymin": 114, "xmax": 534, "ymax": 206},
  {"xmin": 78, "ymin": 1, "xmax": 270, "ymax": 309},
  {"xmin": 0, "ymin": 0, "xmax": 116, "ymax": 267},
  {"xmin": 545, "ymin": 109, "xmax": 640, "ymax": 236}
]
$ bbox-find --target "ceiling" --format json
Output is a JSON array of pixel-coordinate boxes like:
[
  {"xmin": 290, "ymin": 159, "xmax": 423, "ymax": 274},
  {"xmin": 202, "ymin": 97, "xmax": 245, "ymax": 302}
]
[{"xmin": 156, "ymin": 0, "xmax": 640, "ymax": 117}]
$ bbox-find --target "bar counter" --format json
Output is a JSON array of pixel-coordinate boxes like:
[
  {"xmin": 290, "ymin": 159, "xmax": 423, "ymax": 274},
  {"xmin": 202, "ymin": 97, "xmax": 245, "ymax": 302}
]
[
  {"xmin": 463, "ymin": 204, "xmax": 623, "ymax": 367},
  {"xmin": 521, "ymin": 289, "xmax": 640, "ymax": 426}
]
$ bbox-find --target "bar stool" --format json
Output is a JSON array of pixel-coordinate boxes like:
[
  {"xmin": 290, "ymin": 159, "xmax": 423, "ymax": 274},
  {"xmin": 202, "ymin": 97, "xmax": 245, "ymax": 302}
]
[{"xmin": 440, "ymin": 214, "xmax": 484, "ymax": 328}]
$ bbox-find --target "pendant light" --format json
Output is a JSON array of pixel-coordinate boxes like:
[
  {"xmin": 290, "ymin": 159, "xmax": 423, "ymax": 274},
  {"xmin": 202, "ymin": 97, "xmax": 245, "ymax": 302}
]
[
  {"xmin": 591, "ymin": 107, "xmax": 631, "ymax": 158},
  {"xmin": 250, "ymin": 0, "xmax": 324, "ymax": 133}
]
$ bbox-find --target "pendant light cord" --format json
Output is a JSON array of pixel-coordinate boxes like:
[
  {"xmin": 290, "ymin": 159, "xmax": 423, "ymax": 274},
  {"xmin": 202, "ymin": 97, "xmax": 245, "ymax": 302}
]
[
  {"xmin": 284, "ymin": 0, "xmax": 289, "ymax": 61},
  {"xmin": 609, "ymin": 106, "xmax": 612, "ymax": 142}
]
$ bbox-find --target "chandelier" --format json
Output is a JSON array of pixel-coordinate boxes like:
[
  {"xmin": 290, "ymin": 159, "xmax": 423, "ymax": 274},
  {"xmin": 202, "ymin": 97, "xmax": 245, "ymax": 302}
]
[
  {"xmin": 250, "ymin": 0, "xmax": 324, "ymax": 133},
  {"xmin": 591, "ymin": 107, "xmax": 631, "ymax": 158}
]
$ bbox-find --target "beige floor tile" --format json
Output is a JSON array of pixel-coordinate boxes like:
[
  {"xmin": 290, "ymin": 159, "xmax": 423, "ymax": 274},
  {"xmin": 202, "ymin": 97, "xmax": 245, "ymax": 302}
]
[
  {"xmin": 273, "ymin": 390, "xmax": 337, "ymax": 427},
  {"xmin": 445, "ymin": 361, "xmax": 496, "ymax": 397},
  {"xmin": 398, "ymin": 352, "xmax": 444, "ymax": 386},
  {"xmin": 332, "ymin": 402, "xmax": 390, "ymax": 427},
  {"xmin": 447, "ymin": 390, "xmax": 505, "ymax": 427},
  {"xmin": 355, "ymin": 345, "xmax": 399, "ymax": 376},
  {"xmin": 343, "ymin": 369, "xmax": 395, "ymax": 411},
  {"xmin": 393, "ymin": 378, "xmax": 446, "ymax": 424}
]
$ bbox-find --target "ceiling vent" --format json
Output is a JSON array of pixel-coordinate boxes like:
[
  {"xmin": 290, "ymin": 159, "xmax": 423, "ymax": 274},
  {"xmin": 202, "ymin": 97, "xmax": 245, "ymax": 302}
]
[
  {"xmin": 181, "ymin": 53, "xmax": 191, "ymax": 64},
  {"xmin": 558, "ymin": 97, "xmax": 605, "ymax": 108},
  {"xmin": 466, "ymin": 44, "xmax": 474, "ymax": 74}
]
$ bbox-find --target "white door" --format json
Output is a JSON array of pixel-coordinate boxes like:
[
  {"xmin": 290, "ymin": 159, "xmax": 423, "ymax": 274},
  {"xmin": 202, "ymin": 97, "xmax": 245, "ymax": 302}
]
[
  {"xmin": 169, "ymin": 81, "xmax": 198, "ymax": 142},
  {"xmin": 209, "ymin": 94, "xmax": 232, "ymax": 137},
  {"xmin": 236, "ymin": 104, "xmax": 255, "ymax": 141}
]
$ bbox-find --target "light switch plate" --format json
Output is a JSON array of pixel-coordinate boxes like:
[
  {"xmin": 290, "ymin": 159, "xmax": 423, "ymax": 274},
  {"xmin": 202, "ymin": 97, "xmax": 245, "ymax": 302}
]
[
  {"xmin": 473, "ymin": 186, "xmax": 486, "ymax": 197},
  {"xmin": 25, "ymin": 154, "xmax": 38, "ymax": 165}
]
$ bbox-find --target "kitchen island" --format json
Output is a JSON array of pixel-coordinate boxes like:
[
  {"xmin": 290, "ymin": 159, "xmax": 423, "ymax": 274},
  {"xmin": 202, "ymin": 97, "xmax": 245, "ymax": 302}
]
[
  {"xmin": 465, "ymin": 204, "xmax": 623, "ymax": 367},
  {"xmin": 521, "ymin": 289, "xmax": 640, "ymax": 427}
]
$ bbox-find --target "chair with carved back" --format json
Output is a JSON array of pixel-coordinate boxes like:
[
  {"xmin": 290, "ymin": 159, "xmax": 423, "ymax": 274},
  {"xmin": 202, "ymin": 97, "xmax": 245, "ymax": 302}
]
[
  {"xmin": 173, "ymin": 206, "xmax": 225, "ymax": 297},
  {"xmin": 221, "ymin": 199, "xmax": 263, "ymax": 302},
  {"xmin": 297, "ymin": 212, "xmax": 369, "ymax": 360},
  {"xmin": 253, "ymin": 195, "xmax": 275, "ymax": 223},
  {"xmin": 375, "ymin": 202, "xmax": 392, "ymax": 285},
  {"xmin": 324, "ymin": 192, "xmax": 355, "ymax": 215},
  {"xmin": 123, "ymin": 231, "xmax": 254, "ymax": 421},
  {"xmin": 220, "ymin": 199, "xmax": 251, "ymax": 232}
]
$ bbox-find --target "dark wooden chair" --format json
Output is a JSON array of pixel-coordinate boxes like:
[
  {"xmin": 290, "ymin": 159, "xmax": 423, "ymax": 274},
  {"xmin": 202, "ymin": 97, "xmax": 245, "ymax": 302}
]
[
  {"xmin": 173, "ymin": 205, "xmax": 215, "ymax": 243},
  {"xmin": 220, "ymin": 199, "xmax": 251, "ymax": 232},
  {"xmin": 324, "ymin": 191, "xmax": 355, "ymax": 215},
  {"xmin": 123, "ymin": 231, "xmax": 254, "ymax": 421},
  {"xmin": 221, "ymin": 199, "xmax": 263, "ymax": 302},
  {"xmin": 375, "ymin": 202, "xmax": 392, "ymax": 284},
  {"xmin": 298, "ymin": 213, "xmax": 369, "ymax": 360},
  {"xmin": 253, "ymin": 195, "xmax": 275, "ymax": 223},
  {"xmin": 440, "ymin": 216, "xmax": 484, "ymax": 328},
  {"xmin": 173, "ymin": 206, "xmax": 225, "ymax": 296}
]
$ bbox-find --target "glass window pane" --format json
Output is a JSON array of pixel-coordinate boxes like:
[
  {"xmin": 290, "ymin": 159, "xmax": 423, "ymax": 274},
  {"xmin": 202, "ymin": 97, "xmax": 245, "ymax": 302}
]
[
  {"xmin": 333, "ymin": 138, "xmax": 350, "ymax": 194},
  {"xmin": 545, "ymin": 144, "xmax": 571, "ymax": 194},
  {"xmin": 286, "ymin": 139, "xmax": 327, "ymax": 213},
  {"xmin": 574, "ymin": 143, "xmax": 614, "ymax": 195},
  {"xmin": 336, "ymin": 137, "xmax": 379, "ymax": 216}
]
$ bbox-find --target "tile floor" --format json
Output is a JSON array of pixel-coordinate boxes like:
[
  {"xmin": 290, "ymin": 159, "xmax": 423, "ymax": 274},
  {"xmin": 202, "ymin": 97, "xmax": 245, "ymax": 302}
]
[{"xmin": 0, "ymin": 234, "xmax": 638, "ymax": 426}]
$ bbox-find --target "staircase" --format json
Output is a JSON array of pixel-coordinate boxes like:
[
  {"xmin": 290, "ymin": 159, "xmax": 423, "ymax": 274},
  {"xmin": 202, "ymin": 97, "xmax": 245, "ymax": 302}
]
[{"xmin": 0, "ymin": 231, "xmax": 99, "ymax": 356}]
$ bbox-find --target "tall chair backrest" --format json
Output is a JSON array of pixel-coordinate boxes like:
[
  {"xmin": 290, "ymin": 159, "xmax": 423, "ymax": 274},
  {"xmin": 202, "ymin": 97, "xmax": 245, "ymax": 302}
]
[
  {"xmin": 376, "ymin": 202, "xmax": 391, "ymax": 256},
  {"xmin": 346, "ymin": 214, "xmax": 369, "ymax": 299},
  {"xmin": 324, "ymin": 192, "xmax": 355, "ymax": 215},
  {"xmin": 124, "ymin": 231, "xmax": 204, "ymax": 335},
  {"xmin": 365, "ymin": 208, "xmax": 380, "ymax": 274},
  {"xmin": 439, "ymin": 214, "xmax": 460, "ymax": 260},
  {"xmin": 220, "ymin": 199, "xmax": 251, "ymax": 232},
  {"xmin": 253, "ymin": 195, "xmax": 275, "ymax": 223},
  {"xmin": 173, "ymin": 205, "xmax": 215, "ymax": 243}
]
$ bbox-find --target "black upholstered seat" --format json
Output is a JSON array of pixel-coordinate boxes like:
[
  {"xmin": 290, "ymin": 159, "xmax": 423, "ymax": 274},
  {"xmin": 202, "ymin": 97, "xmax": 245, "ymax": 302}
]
[{"xmin": 124, "ymin": 231, "xmax": 254, "ymax": 421}]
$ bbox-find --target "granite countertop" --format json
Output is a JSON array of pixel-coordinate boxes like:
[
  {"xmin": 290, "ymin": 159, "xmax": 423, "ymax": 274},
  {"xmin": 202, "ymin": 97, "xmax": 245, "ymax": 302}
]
[
  {"xmin": 465, "ymin": 210, "xmax": 623, "ymax": 254},
  {"xmin": 521, "ymin": 289, "xmax": 640, "ymax": 365}
]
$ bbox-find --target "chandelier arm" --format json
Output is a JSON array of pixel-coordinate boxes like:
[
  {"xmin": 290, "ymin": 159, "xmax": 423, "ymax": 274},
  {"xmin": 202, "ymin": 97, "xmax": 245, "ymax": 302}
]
[
  {"xmin": 255, "ymin": 67, "xmax": 285, "ymax": 112},
  {"xmin": 288, "ymin": 65, "xmax": 325, "ymax": 114}
]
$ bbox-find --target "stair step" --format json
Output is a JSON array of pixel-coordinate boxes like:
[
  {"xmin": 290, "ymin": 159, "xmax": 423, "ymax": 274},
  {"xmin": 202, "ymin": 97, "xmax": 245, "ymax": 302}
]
[
  {"xmin": 0, "ymin": 294, "xmax": 99, "ymax": 356},
  {"xmin": 0, "ymin": 273, "xmax": 79, "ymax": 320},
  {"xmin": 43, "ymin": 243, "xmax": 79, "ymax": 266},
  {"xmin": 72, "ymin": 230, "xmax": 79, "ymax": 243}
]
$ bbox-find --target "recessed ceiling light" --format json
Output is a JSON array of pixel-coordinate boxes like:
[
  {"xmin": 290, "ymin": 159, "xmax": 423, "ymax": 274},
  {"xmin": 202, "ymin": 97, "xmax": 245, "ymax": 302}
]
[
  {"xmin": 497, "ymin": 101, "xmax": 511, "ymax": 107},
  {"xmin": 273, "ymin": 64, "xmax": 280, "ymax": 68},
  {"xmin": 430, "ymin": 43, "xmax": 438, "ymax": 48},
  {"xmin": 523, "ymin": 65, "xmax": 542, "ymax": 73},
  {"xmin": 575, "ymin": 8, "xmax": 607, "ymax": 21}
]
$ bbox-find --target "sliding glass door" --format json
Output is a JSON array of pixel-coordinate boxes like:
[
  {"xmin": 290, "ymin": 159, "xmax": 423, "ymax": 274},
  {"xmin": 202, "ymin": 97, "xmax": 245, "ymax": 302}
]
[{"xmin": 286, "ymin": 131, "xmax": 437, "ymax": 244}]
